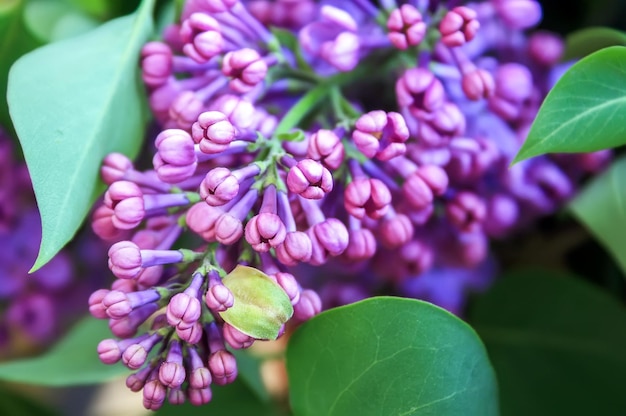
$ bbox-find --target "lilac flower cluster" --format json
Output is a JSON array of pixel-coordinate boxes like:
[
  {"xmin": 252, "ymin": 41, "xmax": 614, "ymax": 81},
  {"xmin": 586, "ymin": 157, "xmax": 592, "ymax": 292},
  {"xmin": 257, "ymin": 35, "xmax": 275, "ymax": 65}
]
[
  {"xmin": 0, "ymin": 130, "xmax": 104, "ymax": 356},
  {"xmin": 89, "ymin": 0, "xmax": 610, "ymax": 408}
]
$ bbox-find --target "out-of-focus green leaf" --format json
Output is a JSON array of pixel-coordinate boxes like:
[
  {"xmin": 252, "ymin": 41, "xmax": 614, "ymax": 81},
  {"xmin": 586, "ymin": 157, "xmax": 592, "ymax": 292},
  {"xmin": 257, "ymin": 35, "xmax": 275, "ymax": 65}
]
[
  {"xmin": 8, "ymin": 0, "xmax": 155, "ymax": 272},
  {"xmin": 287, "ymin": 297, "xmax": 498, "ymax": 416},
  {"xmin": 569, "ymin": 156, "xmax": 626, "ymax": 275},
  {"xmin": 23, "ymin": 0, "xmax": 98, "ymax": 42},
  {"xmin": 469, "ymin": 270, "xmax": 626, "ymax": 416},
  {"xmin": 0, "ymin": 384, "xmax": 60, "ymax": 416},
  {"xmin": 513, "ymin": 46, "xmax": 626, "ymax": 163},
  {"xmin": 564, "ymin": 27, "xmax": 626, "ymax": 60},
  {"xmin": 232, "ymin": 349, "xmax": 271, "ymax": 403},
  {"xmin": 0, "ymin": 318, "xmax": 127, "ymax": 386}
]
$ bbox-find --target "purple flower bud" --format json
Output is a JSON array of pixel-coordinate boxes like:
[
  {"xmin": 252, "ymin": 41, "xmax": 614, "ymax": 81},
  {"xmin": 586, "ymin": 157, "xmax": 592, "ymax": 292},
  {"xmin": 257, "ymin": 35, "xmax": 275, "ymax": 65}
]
[
  {"xmin": 415, "ymin": 102, "xmax": 465, "ymax": 146},
  {"xmin": 102, "ymin": 289, "xmax": 161, "ymax": 319},
  {"xmin": 528, "ymin": 31, "xmax": 563, "ymax": 66},
  {"xmin": 275, "ymin": 231, "xmax": 312, "ymax": 266},
  {"xmin": 396, "ymin": 68, "xmax": 445, "ymax": 111},
  {"xmin": 168, "ymin": 388, "xmax": 186, "ymax": 405},
  {"xmin": 344, "ymin": 228, "xmax": 376, "ymax": 261},
  {"xmin": 176, "ymin": 321, "xmax": 204, "ymax": 344},
  {"xmin": 153, "ymin": 129, "xmax": 197, "ymax": 184},
  {"xmin": 287, "ymin": 159, "xmax": 333, "ymax": 199},
  {"xmin": 188, "ymin": 387, "xmax": 213, "ymax": 406},
  {"xmin": 494, "ymin": 0, "xmax": 542, "ymax": 29},
  {"xmin": 97, "ymin": 338, "xmax": 127, "ymax": 364},
  {"xmin": 387, "ymin": 4, "xmax": 426, "ymax": 50},
  {"xmin": 402, "ymin": 173, "xmax": 434, "ymax": 210},
  {"xmin": 245, "ymin": 213, "xmax": 287, "ymax": 252},
  {"xmin": 180, "ymin": 13, "xmax": 223, "ymax": 63},
  {"xmin": 205, "ymin": 270, "xmax": 234, "ymax": 312},
  {"xmin": 439, "ymin": 6, "xmax": 479, "ymax": 47},
  {"xmin": 200, "ymin": 167, "xmax": 239, "ymax": 206},
  {"xmin": 89, "ymin": 289, "xmax": 110, "ymax": 319},
  {"xmin": 143, "ymin": 369, "xmax": 167, "ymax": 410},
  {"xmin": 397, "ymin": 239, "xmax": 434, "ymax": 279},
  {"xmin": 92, "ymin": 206, "xmax": 129, "ymax": 241},
  {"xmin": 488, "ymin": 63, "xmax": 533, "ymax": 121},
  {"xmin": 109, "ymin": 303, "xmax": 159, "ymax": 338},
  {"xmin": 352, "ymin": 111, "xmax": 409, "ymax": 160},
  {"xmin": 122, "ymin": 333, "xmax": 162, "ymax": 370},
  {"xmin": 307, "ymin": 129, "xmax": 344, "ymax": 170},
  {"xmin": 126, "ymin": 365, "xmax": 153, "ymax": 392},
  {"xmin": 108, "ymin": 241, "xmax": 142, "ymax": 279},
  {"xmin": 104, "ymin": 181, "xmax": 145, "ymax": 230},
  {"xmin": 169, "ymin": 91, "xmax": 205, "ymax": 130},
  {"xmin": 461, "ymin": 68, "xmax": 495, "ymax": 101},
  {"xmin": 159, "ymin": 340, "xmax": 186, "ymax": 388},
  {"xmin": 311, "ymin": 218, "xmax": 349, "ymax": 260},
  {"xmin": 222, "ymin": 48, "xmax": 268, "ymax": 93},
  {"xmin": 483, "ymin": 193, "xmax": 519, "ymax": 238},
  {"xmin": 222, "ymin": 322, "xmax": 255, "ymax": 349},
  {"xmin": 378, "ymin": 213, "xmax": 414, "ymax": 249},
  {"xmin": 188, "ymin": 347, "xmax": 212, "ymax": 389},
  {"xmin": 293, "ymin": 289, "xmax": 322, "ymax": 321},
  {"xmin": 208, "ymin": 349, "xmax": 238, "ymax": 385},
  {"xmin": 446, "ymin": 191, "xmax": 486, "ymax": 233},
  {"xmin": 344, "ymin": 177, "xmax": 391, "ymax": 220},
  {"xmin": 167, "ymin": 278, "xmax": 202, "ymax": 330},
  {"xmin": 215, "ymin": 212, "xmax": 244, "ymax": 245},
  {"xmin": 191, "ymin": 111, "xmax": 237, "ymax": 154},
  {"xmin": 186, "ymin": 202, "xmax": 222, "ymax": 241},
  {"xmin": 141, "ymin": 42, "xmax": 173, "ymax": 88},
  {"xmin": 417, "ymin": 164, "xmax": 449, "ymax": 196},
  {"xmin": 268, "ymin": 272, "xmax": 301, "ymax": 305},
  {"xmin": 101, "ymin": 152, "xmax": 133, "ymax": 185}
]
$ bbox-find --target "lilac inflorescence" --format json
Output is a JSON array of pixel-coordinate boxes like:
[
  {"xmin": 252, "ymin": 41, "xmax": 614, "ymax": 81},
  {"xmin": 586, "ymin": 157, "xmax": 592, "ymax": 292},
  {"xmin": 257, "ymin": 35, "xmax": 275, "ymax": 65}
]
[{"xmin": 90, "ymin": 0, "xmax": 611, "ymax": 409}]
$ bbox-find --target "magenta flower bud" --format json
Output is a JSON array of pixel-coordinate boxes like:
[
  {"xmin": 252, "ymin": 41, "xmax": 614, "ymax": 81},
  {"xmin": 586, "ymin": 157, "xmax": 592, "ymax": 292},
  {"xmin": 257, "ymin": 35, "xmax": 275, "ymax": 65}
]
[
  {"xmin": 89, "ymin": 289, "xmax": 110, "ymax": 319},
  {"xmin": 167, "ymin": 290, "xmax": 202, "ymax": 330},
  {"xmin": 168, "ymin": 388, "xmax": 186, "ymax": 405},
  {"xmin": 153, "ymin": 129, "xmax": 197, "ymax": 184},
  {"xmin": 268, "ymin": 272, "xmax": 301, "ymax": 305},
  {"xmin": 387, "ymin": 4, "xmax": 426, "ymax": 50},
  {"xmin": 159, "ymin": 340, "xmax": 186, "ymax": 388},
  {"xmin": 208, "ymin": 349, "xmax": 238, "ymax": 385},
  {"xmin": 200, "ymin": 167, "xmax": 239, "ymax": 206},
  {"xmin": 191, "ymin": 111, "xmax": 237, "ymax": 154},
  {"xmin": 104, "ymin": 181, "xmax": 145, "ymax": 230},
  {"xmin": 109, "ymin": 303, "xmax": 159, "ymax": 338},
  {"xmin": 416, "ymin": 101, "xmax": 466, "ymax": 146},
  {"xmin": 141, "ymin": 41, "xmax": 173, "ymax": 88},
  {"xmin": 101, "ymin": 152, "xmax": 133, "ymax": 185},
  {"xmin": 344, "ymin": 228, "xmax": 376, "ymax": 261},
  {"xmin": 488, "ymin": 63, "xmax": 533, "ymax": 121},
  {"xmin": 528, "ymin": 31, "xmax": 563, "ymax": 66},
  {"xmin": 402, "ymin": 173, "xmax": 435, "ymax": 210},
  {"xmin": 186, "ymin": 202, "xmax": 223, "ymax": 241},
  {"xmin": 126, "ymin": 365, "xmax": 153, "ymax": 392},
  {"xmin": 92, "ymin": 206, "xmax": 129, "ymax": 241},
  {"xmin": 483, "ymin": 193, "xmax": 519, "ymax": 238},
  {"xmin": 143, "ymin": 370, "xmax": 167, "ymax": 410},
  {"xmin": 313, "ymin": 218, "xmax": 349, "ymax": 257},
  {"xmin": 188, "ymin": 387, "xmax": 213, "ymax": 406},
  {"xmin": 352, "ymin": 111, "xmax": 409, "ymax": 160},
  {"xmin": 275, "ymin": 231, "xmax": 312, "ymax": 266},
  {"xmin": 293, "ymin": 289, "xmax": 322, "ymax": 321},
  {"xmin": 205, "ymin": 272, "xmax": 234, "ymax": 312},
  {"xmin": 397, "ymin": 239, "xmax": 434, "ymax": 278},
  {"xmin": 188, "ymin": 0, "xmax": 237, "ymax": 14},
  {"xmin": 396, "ymin": 67, "xmax": 445, "ymax": 111},
  {"xmin": 222, "ymin": 48, "xmax": 268, "ymax": 93},
  {"xmin": 122, "ymin": 333, "xmax": 162, "ymax": 370},
  {"xmin": 209, "ymin": 94, "xmax": 256, "ymax": 131},
  {"xmin": 102, "ymin": 289, "xmax": 161, "ymax": 319},
  {"xmin": 222, "ymin": 322, "xmax": 255, "ymax": 350},
  {"xmin": 245, "ymin": 213, "xmax": 287, "ymax": 252},
  {"xmin": 215, "ymin": 212, "xmax": 244, "ymax": 245},
  {"xmin": 176, "ymin": 321, "xmax": 204, "ymax": 344},
  {"xmin": 169, "ymin": 91, "xmax": 204, "ymax": 130},
  {"xmin": 494, "ymin": 0, "xmax": 542, "ymax": 29},
  {"xmin": 108, "ymin": 241, "xmax": 142, "ymax": 279},
  {"xmin": 321, "ymin": 31, "xmax": 360, "ymax": 72},
  {"xmin": 417, "ymin": 164, "xmax": 448, "ymax": 196},
  {"xmin": 439, "ymin": 6, "xmax": 479, "ymax": 47},
  {"xmin": 462, "ymin": 68, "xmax": 495, "ymax": 101},
  {"xmin": 180, "ymin": 12, "xmax": 223, "ymax": 63},
  {"xmin": 379, "ymin": 213, "xmax": 414, "ymax": 249},
  {"xmin": 307, "ymin": 129, "xmax": 344, "ymax": 170},
  {"xmin": 287, "ymin": 159, "xmax": 333, "ymax": 199},
  {"xmin": 188, "ymin": 347, "xmax": 212, "ymax": 389},
  {"xmin": 446, "ymin": 191, "xmax": 487, "ymax": 233},
  {"xmin": 344, "ymin": 177, "xmax": 391, "ymax": 220},
  {"xmin": 97, "ymin": 338, "xmax": 125, "ymax": 364}
]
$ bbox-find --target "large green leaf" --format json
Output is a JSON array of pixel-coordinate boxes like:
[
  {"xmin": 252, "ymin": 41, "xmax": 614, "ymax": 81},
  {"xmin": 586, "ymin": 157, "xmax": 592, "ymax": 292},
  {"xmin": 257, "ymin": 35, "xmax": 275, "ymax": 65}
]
[
  {"xmin": 8, "ymin": 0, "xmax": 154, "ymax": 271},
  {"xmin": 469, "ymin": 270, "xmax": 626, "ymax": 416},
  {"xmin": 23, "ymin": 0, "xmax": 98, "ymax": 43},
  {"xmin": 287, "ymin": 297, "xmax": 498, "ymax": 416},
  {"xmin": 564, "ymin": 27, "xmax": 626, "ymax": 60},
  {"xmin": 569, "ymin": 156, "xmax": 626, "ymax": 275},
  {"xmin": 0, "ymin": 0, "xmax": 41, "ymax": 133},
  {"xmin": 513, "ymin": 46, "xmax": 626, "ymax": 163},
  {"xmin": 0, "ymin": 318, "xmax": 127, "ymax": 386}
]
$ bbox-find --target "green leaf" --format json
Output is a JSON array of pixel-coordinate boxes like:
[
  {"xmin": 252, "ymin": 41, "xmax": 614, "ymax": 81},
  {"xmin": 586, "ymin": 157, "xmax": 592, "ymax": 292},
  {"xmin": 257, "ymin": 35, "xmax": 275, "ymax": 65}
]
[
  {"xmin": 469, "ymin": 270, "xmax": 626, "ymax": 416},
  {"xmin": 0, "ymin": 384, "xmax": 60, "ymax": 416},
  {"xmin": 513, "ymin": 46, "xmax": 626, "ymax": 163},
  {"xmin": 564, "ymin": 27, "xmax": 626, "ymax": 60},
  {"xmin": 0, "ymin": 318, "xmax": 127, "ymax": 386},
  {"xmin": 8, "ymin": 0, "xmax": 155, "ymax": 272},
  {"xmin": 220, "ymin": 266, "xmax": 293, "ymax": 340},
  {"xmin": 0, "ymin": 0, "xmax": 41, "ymax": 133},
  {"xmin": 287, "ymin": 297, "xmax": 498, "ymax": 416},
  {"xmin": 569, "ymin": 155, "xmax": 626, "ymax": 275},
  {"xmin": 155, "ymin": 378, "xmax": 287, "ymax": 416},
  {"xmin": 232, "ymin": 349, "xmax": 272, "ymax": 403}
]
